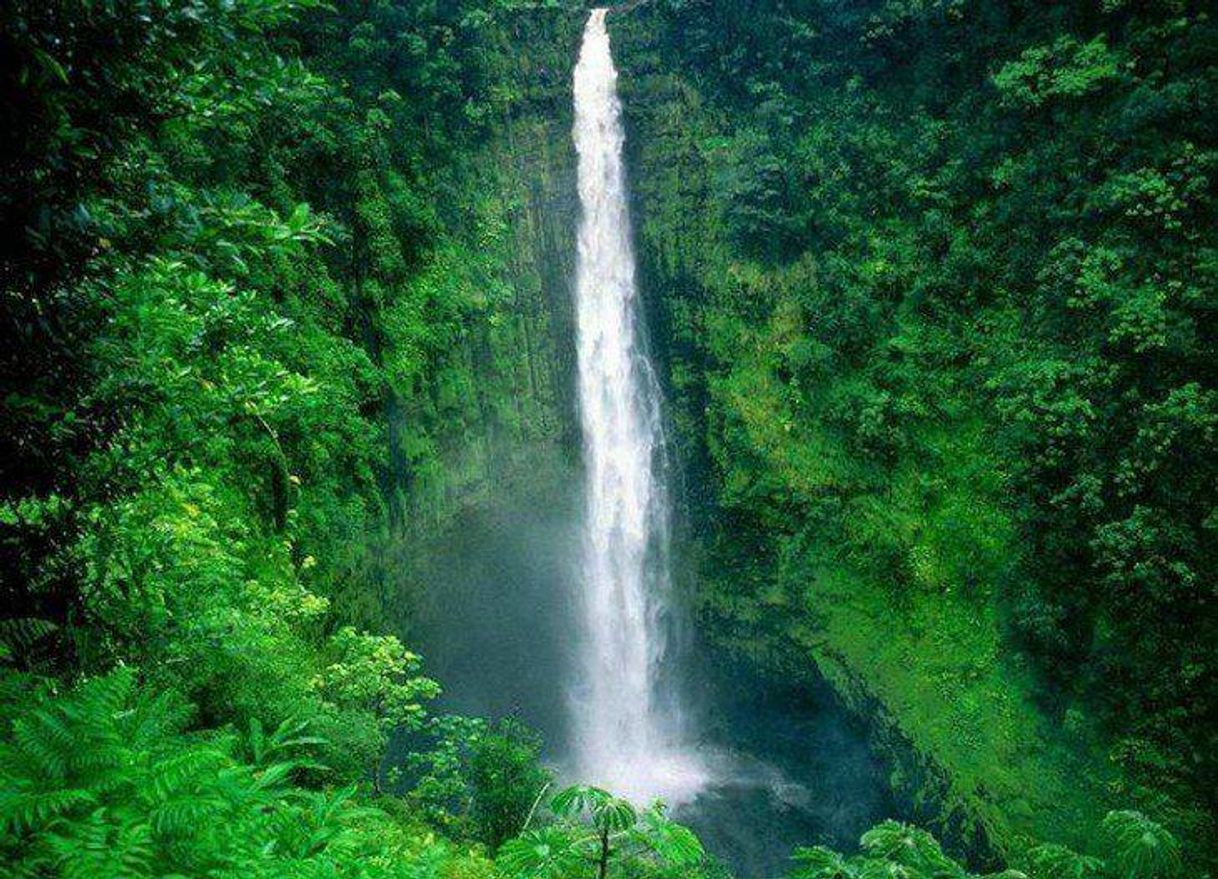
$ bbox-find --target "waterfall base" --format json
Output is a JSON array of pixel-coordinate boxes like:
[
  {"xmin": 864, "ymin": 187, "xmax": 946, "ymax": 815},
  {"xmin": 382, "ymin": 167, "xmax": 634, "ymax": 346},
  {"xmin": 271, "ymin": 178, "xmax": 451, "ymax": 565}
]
[{"xmin": 571, "ymin": 747, "xmax": 711, "ymax": 806}]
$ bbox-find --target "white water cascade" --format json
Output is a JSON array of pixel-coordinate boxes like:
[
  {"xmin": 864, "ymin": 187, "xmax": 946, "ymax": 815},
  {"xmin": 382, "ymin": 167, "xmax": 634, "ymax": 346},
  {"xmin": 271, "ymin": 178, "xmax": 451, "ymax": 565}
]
[{"xmin": 569, "ymin": 8, "xmax": 707, "ymax": 805}]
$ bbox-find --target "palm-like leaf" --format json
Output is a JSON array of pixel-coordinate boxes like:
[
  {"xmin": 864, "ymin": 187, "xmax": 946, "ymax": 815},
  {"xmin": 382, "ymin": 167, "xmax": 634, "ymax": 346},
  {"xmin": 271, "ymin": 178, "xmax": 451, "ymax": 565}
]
[
  {"xmin": 551, "ymin": 784, "xmax": 636, "ymax": 833},
  {"xmin": 792, "ymin": 845, "xmax": 858, "ymax": 879},
  {"xmin": 496, "ymin": 826, "xmax": 586, "ymax": 879},
  {"xmin": 1026, "ymin": 843, "xmax": 1104, "ymax": 879},
  {"xmin": 860, "ymin": 820, "xmax": 967, "ymax": 878},
  {"xmin": 551, "ymin": 784, "xmax": 612, "ymax": 817},
  {"xmin": 1101, "ymin": 811, "xmax": 1181, "ymax": 879},
  {"xmin": 634, "ymin": 806, "xmax": 704, "ymax": 866}
]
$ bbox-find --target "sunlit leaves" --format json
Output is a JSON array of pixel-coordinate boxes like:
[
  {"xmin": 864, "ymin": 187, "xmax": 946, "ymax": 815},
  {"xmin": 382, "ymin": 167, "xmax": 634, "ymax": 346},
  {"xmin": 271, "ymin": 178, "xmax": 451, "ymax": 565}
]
[
  {"xmin": 993, "ymin": 36, "xmax": 1123, "ymax": 109},
  {"xmin": 313, "ymin": 626, "xmax": 440, "ymax": 735},
  {"xmin": 496, "ymin": 827, "xmax": 586, "ymax": 879}
]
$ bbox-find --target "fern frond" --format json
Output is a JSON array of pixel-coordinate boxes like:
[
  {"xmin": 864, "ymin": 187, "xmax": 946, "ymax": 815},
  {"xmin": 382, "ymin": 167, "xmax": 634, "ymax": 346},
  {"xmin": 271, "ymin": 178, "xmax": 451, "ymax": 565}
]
[
  {"xmin": 0, "ymin": 741, "xmax": 32, "ymax": 778},
  {"xmin": 71, "ymin": 670, "xmax": 135, "ymax": 731},
  {"xmin": 68, "ymin": 741, "xmax": 131, "ymax": 781},
  {"xmin": 44, "ymin": 807, "xmax": 155, "ymax": 879},
  {"xmin": 11, "ymin": 715, "xmax": 70, "ymax": 781},
  {"xmin": 149, "ymin": 794, "xmax": 226, "ymax": 836},
  {"xmin": 0, "ymin": 619, "xmax": 59, "ymax": 654},
  {"xmin": 0, "ymin": 788, "xmax": 96, "ymax": 834},
  {"xmin": 146, "ymin": 748, "xmax": 228, "ymax": 800},
  {"xmin": 120, "ymin": 688, "xmax": 192, "ymax": 750}
]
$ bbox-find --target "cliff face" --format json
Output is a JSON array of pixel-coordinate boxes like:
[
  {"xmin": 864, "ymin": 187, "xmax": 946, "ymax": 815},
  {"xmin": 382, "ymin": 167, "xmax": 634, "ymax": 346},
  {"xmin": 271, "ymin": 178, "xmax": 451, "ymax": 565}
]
[
  {"xmin": 378, "ymin": 2, "xmax": 1214, "ymax": 864},
  {"xmin": 354, "ymin": 10, "xmax": 587, "ymax": 630},
  {"xmin": 384, "ymin": 5, "xmax": 1100, "ymax": 852},
  {"xmin": 603, "ymin": 2, "xmax": 1217, "ymax": 864},
  {"xmin": 605, "ymin": 32, "xmax": 1106, "ymax": 855}
]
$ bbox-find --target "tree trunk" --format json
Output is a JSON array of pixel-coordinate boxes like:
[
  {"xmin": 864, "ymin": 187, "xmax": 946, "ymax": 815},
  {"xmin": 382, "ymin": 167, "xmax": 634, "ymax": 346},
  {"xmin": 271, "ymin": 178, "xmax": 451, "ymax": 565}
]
[{"xmin": 597, "ymin": 830, "xmax": 610, "ymax": 879}]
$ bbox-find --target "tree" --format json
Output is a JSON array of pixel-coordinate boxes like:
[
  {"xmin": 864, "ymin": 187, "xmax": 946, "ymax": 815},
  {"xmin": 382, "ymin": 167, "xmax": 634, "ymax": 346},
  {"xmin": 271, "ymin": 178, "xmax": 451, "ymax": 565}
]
[
  {"xmin": 312, "ymin": 626, "xmax": 441, "ymax": 788},
  {"xmin": 496, "ymin": 785, "xmax": 704, "ymax": 879}
]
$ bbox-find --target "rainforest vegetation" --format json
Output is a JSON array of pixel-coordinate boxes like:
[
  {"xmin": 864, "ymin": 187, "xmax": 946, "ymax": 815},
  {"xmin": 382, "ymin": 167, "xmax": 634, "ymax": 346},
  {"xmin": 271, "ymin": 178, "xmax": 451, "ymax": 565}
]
[{"xmin": 0, "ymin": 0, "xmax": 1213, "ymax": 877}]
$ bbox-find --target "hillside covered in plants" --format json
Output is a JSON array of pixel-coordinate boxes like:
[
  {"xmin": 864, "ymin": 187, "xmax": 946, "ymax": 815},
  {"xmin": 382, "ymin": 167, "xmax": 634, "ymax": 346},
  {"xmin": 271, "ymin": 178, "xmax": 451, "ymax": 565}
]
[
  {"xmin": 0, "ymin": 0, "xmax": 1213, "ymax": 878},
  {"xmin": 611, "ymin": 0, "xmax": 1216, "ymax": 862}
]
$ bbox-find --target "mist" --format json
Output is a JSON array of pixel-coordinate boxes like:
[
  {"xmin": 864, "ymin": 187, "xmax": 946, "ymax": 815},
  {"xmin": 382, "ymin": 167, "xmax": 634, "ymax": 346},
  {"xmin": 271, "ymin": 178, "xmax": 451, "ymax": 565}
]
[
  {"xmin": 410, "ymin": 479, "xmax": 584, "ymax": 754},
  {"xmin": 408, "ymin": 479, "xmax": 895, "ymax": 878}
]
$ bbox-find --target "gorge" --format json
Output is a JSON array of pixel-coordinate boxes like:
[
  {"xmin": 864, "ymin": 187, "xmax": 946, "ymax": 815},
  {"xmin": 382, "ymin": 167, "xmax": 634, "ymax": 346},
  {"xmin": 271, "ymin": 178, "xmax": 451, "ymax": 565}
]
[{"xmin": 1, "ymin": 0, "xmax": 1214, "ymax": 877}]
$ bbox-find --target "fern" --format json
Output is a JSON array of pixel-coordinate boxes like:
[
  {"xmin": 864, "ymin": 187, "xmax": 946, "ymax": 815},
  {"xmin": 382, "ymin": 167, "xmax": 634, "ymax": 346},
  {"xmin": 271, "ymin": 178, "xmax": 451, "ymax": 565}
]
[
  {"xmin": 147, "ymin": 748, "xmax": 228, "ymax": 800},
  {"xmin": 149, "ymin": 794, "xmax": 227, "ymax": 836},
  {"xmin": 43, "ymin": 809, "xmax": 154, "ymax": 879},
  {"xmin": 0, "ymin": 787, "xmax": 97, "ymax": 834},
  {"xmin": 10, "ymin": 713, "xmax": 72, "ymax": 781},
  {"xmin": 118, "ymin": 687, "xmax": 193, "ymax": 752},
  {"xmin": 0, "ymin": 618, "xmax": 59, "ymax": 664},
  {"xmin": 68, "ymin": 670, "xmax": 135, "ymax": 729}
]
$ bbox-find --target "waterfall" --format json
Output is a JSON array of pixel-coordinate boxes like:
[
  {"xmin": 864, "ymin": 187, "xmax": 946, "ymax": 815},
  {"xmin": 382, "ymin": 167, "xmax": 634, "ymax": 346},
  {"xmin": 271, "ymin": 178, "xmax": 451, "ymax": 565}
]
[{"xmin": 570, "ymin": 7, "xmax": 706, "ymax": 805}]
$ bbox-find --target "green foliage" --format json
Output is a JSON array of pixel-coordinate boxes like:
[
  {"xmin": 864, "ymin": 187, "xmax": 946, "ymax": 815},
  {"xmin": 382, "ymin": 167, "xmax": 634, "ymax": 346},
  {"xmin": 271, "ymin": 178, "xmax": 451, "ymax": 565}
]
[
  {"xmin": 1025, "ymin": 844, "xmax": 1106, "ymax": 879},
  {"xmin": 497, "ymin": 785, "xmax": 704, "ymax": 879},
  {"xmin": 499, "ymin": 826, "xmax": 589, "ymax": 879},
  {"xmin": 1100, "ymin": 812, "xmax": 1181, "ymax": 879},
  {"xmin": 2, "ymin": 0, "xmax": 1213, "ymax": 875},
  {"xmin": 466, "ymin": 719, "xmax": 552, "ymax": 850},
  {"xmin": 793, "ymin": 814, "xmax": 1184, "ymax": 879},
  {"xmin": 792, "ymin": 821, "xmax": 975, "ymax": 879},
  {"xmin": 610, "ymin": 0, "xmax": 1217, "ymax": 861},
  {"xmin": 0, "ymin": 0, "xmax": 581, "ymax": 875},
  {"xmin": 0, "ymin": 669, "xmax": 494, "ymax": 879},
  {"xmin": 992, "ymin": 36, "xmax": 1123, "ymax": 108},
  {"xmin": 315, "ymin": 627, "xmax": 440, "ymax": 734},
  {"xmin": 405, "ymin": 715, "xmax": 551, "ymax": 848}
]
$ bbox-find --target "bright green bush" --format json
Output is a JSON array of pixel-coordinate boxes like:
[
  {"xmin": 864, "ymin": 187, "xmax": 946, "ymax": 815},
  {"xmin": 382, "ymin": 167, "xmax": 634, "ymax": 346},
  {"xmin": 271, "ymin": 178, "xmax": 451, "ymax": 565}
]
[{"xmin": 0, "ymin": 668, "xmax": 490, "ymax": 879}]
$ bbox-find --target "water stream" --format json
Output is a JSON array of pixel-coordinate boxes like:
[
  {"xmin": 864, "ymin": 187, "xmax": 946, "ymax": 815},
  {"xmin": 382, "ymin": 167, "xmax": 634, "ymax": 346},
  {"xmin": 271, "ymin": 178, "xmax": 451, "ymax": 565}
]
[{"xmin": 569, "ymin": 6, "xmax": 707, "ymax": 805}]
